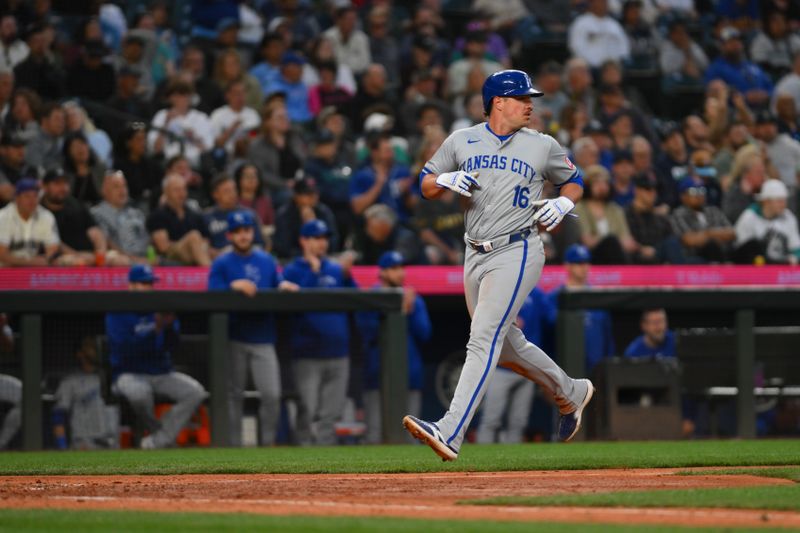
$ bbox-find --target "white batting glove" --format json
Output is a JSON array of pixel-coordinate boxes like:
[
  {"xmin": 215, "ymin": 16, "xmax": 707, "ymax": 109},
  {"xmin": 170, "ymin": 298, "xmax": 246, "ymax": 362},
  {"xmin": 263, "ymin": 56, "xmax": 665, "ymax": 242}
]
[
  {"xmin": 435, "ymin": 171, "xmax": 480, "ymax": 197},
  {"xmin": 531, "ymin": 197, "xmax": 575, "ymax": 231}
]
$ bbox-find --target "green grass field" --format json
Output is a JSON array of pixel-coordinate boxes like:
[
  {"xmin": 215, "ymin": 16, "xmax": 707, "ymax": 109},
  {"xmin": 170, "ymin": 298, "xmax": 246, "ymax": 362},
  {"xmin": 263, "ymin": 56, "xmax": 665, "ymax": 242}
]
[
  {"xmin": 2, "ymin": 440, "xmax": 799, "ymax": 532},
  {"xmin": 2, "ymin": 439, "xmax": 799, "ymax": 475}
]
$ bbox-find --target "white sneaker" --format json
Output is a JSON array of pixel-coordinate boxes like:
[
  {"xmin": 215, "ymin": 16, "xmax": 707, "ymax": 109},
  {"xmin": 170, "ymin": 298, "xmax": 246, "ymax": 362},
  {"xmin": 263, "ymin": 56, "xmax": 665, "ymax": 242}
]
[
  {"xmin": 403, "ymin": 415, "xmax": 458, "ymax": 461},
  {"xmin": 140, "ymin": 435, "xmax": 157, "ymax": 450}
]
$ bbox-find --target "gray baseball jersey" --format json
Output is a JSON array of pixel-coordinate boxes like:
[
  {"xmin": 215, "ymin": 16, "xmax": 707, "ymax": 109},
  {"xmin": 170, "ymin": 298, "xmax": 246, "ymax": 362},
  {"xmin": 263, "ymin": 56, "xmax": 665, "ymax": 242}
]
[
  {"xmin": 422, "ymin": 123, "xmax": 579, "ymax": 241},
  {"xmin": 54, "ymin": 372, "xmax": 115, "ymax": 447},
  {"xmin": 417, "ymin": 122, "xmax": 589, "ymax": 452}
]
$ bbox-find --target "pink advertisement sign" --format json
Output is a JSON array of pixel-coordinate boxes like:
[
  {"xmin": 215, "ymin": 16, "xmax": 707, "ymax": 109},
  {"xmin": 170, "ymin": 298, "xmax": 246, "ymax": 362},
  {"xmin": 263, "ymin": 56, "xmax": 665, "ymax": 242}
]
[{"xmin": 1, "ymin": 265, "xmax": 799, "ymax": 294}]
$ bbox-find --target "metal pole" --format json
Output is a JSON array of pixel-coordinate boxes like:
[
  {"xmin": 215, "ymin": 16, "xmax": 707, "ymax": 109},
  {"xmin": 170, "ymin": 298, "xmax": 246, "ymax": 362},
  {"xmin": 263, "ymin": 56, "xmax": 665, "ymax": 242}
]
[
  {"xmin": 20, "ymin": 314, "xmax": 42, "ymax": 451},
  {"xmin": 735, "ymin": 309, "xmax": 756, "ymax": 438},
  {"xmin": 208, "ymin": 312, "xmax": 229, "ymax": 447},
  {"xmin": 380, "ymin": 310, "xmax": 407, "ymax": 444}
]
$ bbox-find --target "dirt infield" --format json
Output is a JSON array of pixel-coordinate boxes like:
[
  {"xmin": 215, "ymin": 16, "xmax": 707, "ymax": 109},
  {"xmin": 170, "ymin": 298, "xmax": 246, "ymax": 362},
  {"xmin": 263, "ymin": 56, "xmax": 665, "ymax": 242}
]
[{"xmin": 2, "ymin": 468, "xmax": 798, "ymax": 528}]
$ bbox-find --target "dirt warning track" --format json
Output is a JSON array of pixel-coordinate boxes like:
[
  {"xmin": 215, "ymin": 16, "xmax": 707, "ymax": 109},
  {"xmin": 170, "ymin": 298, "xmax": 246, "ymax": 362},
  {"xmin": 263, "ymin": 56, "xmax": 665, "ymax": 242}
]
[{"xmin": 1, "ymin": 468, "xmax": 798, "ymax": 529}]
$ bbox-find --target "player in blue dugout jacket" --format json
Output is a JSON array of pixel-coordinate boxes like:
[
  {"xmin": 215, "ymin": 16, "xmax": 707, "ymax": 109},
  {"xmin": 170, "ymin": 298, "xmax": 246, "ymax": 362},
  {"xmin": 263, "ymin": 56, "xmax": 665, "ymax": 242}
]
[
  {"xmin": 548, "ymin": 244, "xmax": 615, "ymax": 373},
  {"xmin": 358, "ymin": 251, "xmax": 431, "ymax": 444},
  {"xmin": 106, "ymin": 265, "xmax": 207, "ymax": 449},
  {"xmin": 624, "ymin": 308, "xmax": 676, "ymax": 358},
  {"xmin": 207, "ymin": 210, "xmax": 298, "ymax": 446},
  {"xmin": 282, "ymin": 219, "xmax": 357, "ymax": 445}
]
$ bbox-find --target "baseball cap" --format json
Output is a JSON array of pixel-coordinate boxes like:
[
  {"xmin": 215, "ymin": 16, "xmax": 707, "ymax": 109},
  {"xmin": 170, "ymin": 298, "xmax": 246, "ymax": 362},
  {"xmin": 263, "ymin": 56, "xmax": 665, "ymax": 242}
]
[
  {"xmin": 227, "ymin": 210, "xmax": 255, "ymax": 231},
  {"xmin": 564, "ymin": 244, "xmax": 591, "ymax": 264},
  {"xmin": 42, "ymin": 168, "xmax": 68, "ymax": 183},
  {"xmin": 632, "ymin": 173, "xmax": 656, "ymax": 189},
  {"xmin": 293, "ymin": 176, "xmax": 318, "ymax": 195},
  {"xmin": 300, "ymin": 219, "xmax": 330, "ymax": 238},
  {"xmin": 312, "ymin": 128, "xmax": 336, "ymax": 145},
  {"xmin": 720, "ymin": 26, "xmax": 741, "ymax": 42},
  {"xmin": 281, "ymin": 52, "xmax": 306, "ymax": 66},
  {"xmin": 678, "ymin": 176, "xmax": 706, "ymax": 195},
  {"xmin": 118, "ymin": 65, "xmax": 143, "ymax": 78},
  {"xmin": 216, "ymin": 17, "xmax": 240, "ymax": 32},
  {"xmin": 583, "ymin": 120, "xmax": 606, "ymax": 135},
  {"xmin": 84, "ymin": 39, "xmax": 109, "ymax": 58},
  {"xmin": 128, "ymin": 264, "xmax": 159, "ymax": 283},
  {"xmin": 612, "ymin": 149, "xmax": 633, "ymax": 164},
  {"xmin": 378, "ymin": 251, "xmax": 404, "ymax": 269},
  {"xmin": 757, "ymin": 179, "xmax": 789, "ymax": 200},
  {"xmin": 15, "ymin": 177, "xmax": 39, "ymax": 195}
]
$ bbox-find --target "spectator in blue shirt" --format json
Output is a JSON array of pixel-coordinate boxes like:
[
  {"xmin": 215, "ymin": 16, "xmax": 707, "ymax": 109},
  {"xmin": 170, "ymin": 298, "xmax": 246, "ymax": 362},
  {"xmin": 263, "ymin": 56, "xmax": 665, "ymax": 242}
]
[
  {"xmin": 357, "ymin": 251, "xmax": 431, "ymax": 444},
  {"xmin": 350, "ymin": 132, "xmax": 417, "ymax": 223},
  {"xmin": 282, "ymin": 219, "xmax": 356, "ymax": 445},
  {"xmin": 266, "ymin": 53, "xmax": 312, "ymax": 124},
  {"xmin": 249, "ymin": 33, "xmax": 286, "ymax": 96},
  {"xmin": 704, "ymin": 27, "xmax": 773, "ymax": 109},
  {"xmin": 207, "ymin": 211, "xmax": 298, "ymax": 446},
  {"xmin": 624, "ymin": 308, "xmax": 676, "ymax": 358},
  {"xmin": 106, "ymin": 265, "xmax": 207, "ymax": 449},
  {"xmin": 548, "ymin": 244, "xmax": 615, "ymax": 373}
]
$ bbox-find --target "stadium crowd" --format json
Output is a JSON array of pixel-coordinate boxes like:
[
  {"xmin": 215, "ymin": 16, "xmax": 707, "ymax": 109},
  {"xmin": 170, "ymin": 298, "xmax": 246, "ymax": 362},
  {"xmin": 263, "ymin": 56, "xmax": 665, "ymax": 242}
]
[{"xmin": 0, "ymin": 0, "xmax": 799, "ymax": 268}]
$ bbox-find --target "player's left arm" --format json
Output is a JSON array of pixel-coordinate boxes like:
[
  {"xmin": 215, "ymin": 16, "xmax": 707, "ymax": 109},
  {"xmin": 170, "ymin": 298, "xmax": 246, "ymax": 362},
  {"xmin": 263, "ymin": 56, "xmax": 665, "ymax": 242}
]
[{"xmin": 532, "ymin": 136, "xmax": 584, "ymax": 231}]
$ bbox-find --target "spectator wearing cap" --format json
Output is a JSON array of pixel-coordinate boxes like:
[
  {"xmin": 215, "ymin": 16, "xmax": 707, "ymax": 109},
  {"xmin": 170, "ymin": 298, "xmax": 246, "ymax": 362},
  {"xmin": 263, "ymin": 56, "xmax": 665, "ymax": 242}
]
[
  {"xmin": 91, "ymin": 171, "xmax": 149, "ymax": 263},
  {"xmin": 625, "ymin": 173, "xmax": 685, "ymax": 264},
  {"xmin": 350, "ymin": 132, "xmax": 416, "ymax": 224},
  {"xmin": 734, "ymin": 179, "xmax": 800, "ymax": 264},
  {"xmin": 723, "ymin": 150, "xmax": 768, "ymax": 223},
  {"xmin": 40, "ymin": 168, "xmax": 109, "ymax": 266},
  {"xmin": 303, "ymin": 128, "xmax": 353, "ymax": 236},
  {"xmin": 106, "ymin": 264, "xmax": 208, "ymax": 449},
  {"xmin": 234, "ymin": 163, "xmax": 274, "ymax": 227},
  {"xmin": 282, "ymin": 218, "xmax": 358, "ymax": 446},
  {"xmin": 273, "ymin": 175, "xmax": 338, "ymax": 260},
  {"xmin": 25, "ymin": 102, "xmax": 66, "ymax": 174},
  {"xmin": 0, "ymin": 130, "xmax": 34, "ymax": 205},
  {"xmin": 204, "ymin": 175, "xmax": 265, "ymax": 258},
  {"xmin": 0, "ymin": 15, "xmax": 29, "ymax": 71},
  {"xmin": 581, "ymin": 119, "xmax": 614, "ymax": 170},
  {"xmin": 355, "ymin": 203, "xmax": 421, "ymax": 265},
  {"xmin": 660, "ymin": 19, "xmax": 709, "ymax": 91},
  {"xmin": 671, "ymin": 176, "xmax": 735, "ymax": 263},
  {"xmin": 323, "ymin": 6, "xmax": 371, "ymax": 76},
  {"xmin": 0, "ymin": 178, "xmax": 59, "ymax": 266},
  {"xmin": 66, "ymin": 39, "xmax": 115, "ymax": 102},
  {"xmin": 14, "ymin": 22, "xmax": 65, "ymax": 100},
  {"xmin": 357, "ymin": 250, "xmax": 431, "ymax": 444},
  {"xmin": 610, "ymin": 149, "xmax": 636, "ymax": 207},
  {"xmin": 212, "ymin": 48, "xmax": 263, "ymax": 111},
  {"xmin": 568, "ymin": 0, "xmax": 630, "ymax": 69},
  {"xmin": 750, "ymin": 11, "xmax": 800, "ymax": 81},
  {"xmin": 265, "ymin": 52, "xmax": 312, "ymax": 124},
  {"xmin": 246, "ymin": 101, "xmax": 305, "ymax": 207},
  {"xmin": 106, "ymin": 67, "xmax": 152, "ymax": 137},
  {"xmin": 149, "ymin": 80, "xmax": 213, "ymax": 168},
  {"xmin": 548, "ymin": 244, "xmax": 615, "ymax": 372},
  {"xmin": 209, "ymin": 79, "xmax": 261, "ymax": 159},
  {"xmin": 145, "ymin": 173, "xmax": 211, "ymax": 266},
  {"xmin": 446, "ymin": 30, "xmax": 504, "ymax": 101},
  {"xmin": 654, "ymin": 122, "xmax": 689, "ymax": 209},
  {"xmin": 111, "ymin": 33, "xmax": 154, "ymax": 100},
  {"xmin": 249, "ymin": 33, "xmax": 286, "ymax": 97},
  {"xmin": 688, "ymin": 149, "xmax": 723, "ymax": 208},
  {"xmin": 208, "ymin": 210, "xmax": 299, "ymax": 446},
  {"xmin": 308, "ymin": 60, "xmax": 353, "ymax": 117},
  {"xmin": 573, "ymin": 164, "xmax": 637, "ymax": 264},
  {"xmin": 704, "ymin": 26, "xmax": 773, "ymax": 108},
  {"xmin": 753, "ymin": 110, "xmax": 800, "ymax": 191}
]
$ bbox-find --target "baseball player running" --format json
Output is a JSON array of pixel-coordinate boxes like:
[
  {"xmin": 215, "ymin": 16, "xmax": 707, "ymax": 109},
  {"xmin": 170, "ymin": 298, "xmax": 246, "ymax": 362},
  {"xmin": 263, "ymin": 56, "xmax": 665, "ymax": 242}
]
[{"xmin": 403, "ymin": 70, "xmax": 594, "ymax": 461}]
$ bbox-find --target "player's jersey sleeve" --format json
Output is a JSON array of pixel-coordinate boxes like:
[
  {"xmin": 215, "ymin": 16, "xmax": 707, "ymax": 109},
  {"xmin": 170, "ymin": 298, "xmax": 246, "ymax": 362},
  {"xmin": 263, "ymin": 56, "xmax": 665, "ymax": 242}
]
[
  {"xmin": 421, "ymin": 133, "xmax": 458, "ymax": 179},
  {"xmin": 543, "ymin": 135, "xmax": 580, "ymax": 186}
]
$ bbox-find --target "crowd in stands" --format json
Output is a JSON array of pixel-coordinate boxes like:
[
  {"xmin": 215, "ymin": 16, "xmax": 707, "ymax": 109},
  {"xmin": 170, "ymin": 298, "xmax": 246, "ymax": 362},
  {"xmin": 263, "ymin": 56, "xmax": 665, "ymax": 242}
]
[{"xmin": 1, "ymin": 0, "xmax": 800, "ymax": 268}]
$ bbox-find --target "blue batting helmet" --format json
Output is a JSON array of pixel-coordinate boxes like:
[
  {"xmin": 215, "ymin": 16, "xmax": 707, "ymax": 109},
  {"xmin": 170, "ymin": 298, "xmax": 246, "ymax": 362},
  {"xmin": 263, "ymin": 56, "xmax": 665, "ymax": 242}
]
[{"xmin": 482, "ymin": 70, "xmax": 543, "ymax": 113}]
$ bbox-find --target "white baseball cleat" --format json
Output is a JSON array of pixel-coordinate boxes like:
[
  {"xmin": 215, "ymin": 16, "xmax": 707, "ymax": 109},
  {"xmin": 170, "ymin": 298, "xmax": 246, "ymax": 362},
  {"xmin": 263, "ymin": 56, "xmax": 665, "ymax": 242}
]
[
  {"xmin": 558, "ymin": 379, "xmax": 595, "ymax": 442},
  {"xmin": 403, "ymin": 415, "xmax": 458, "ymax": 462}
]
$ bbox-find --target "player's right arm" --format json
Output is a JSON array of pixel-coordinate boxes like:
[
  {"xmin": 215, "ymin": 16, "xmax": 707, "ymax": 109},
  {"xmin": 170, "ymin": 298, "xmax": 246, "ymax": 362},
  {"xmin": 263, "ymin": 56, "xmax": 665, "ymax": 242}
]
[{"xmin": 419, "ymin": 133, "xmax": 479, "ymax": 199}]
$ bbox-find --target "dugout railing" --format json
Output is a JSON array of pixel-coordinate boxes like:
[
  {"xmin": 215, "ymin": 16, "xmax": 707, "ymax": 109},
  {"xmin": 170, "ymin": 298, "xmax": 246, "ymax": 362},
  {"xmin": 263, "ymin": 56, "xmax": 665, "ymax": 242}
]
[
  {"xmin": 557, "ymin": 287, "xmax": 800, "ymax": 439},
  {"xmin": 2, "ymin": 290, "xmax": 406, "ymax": 450}
]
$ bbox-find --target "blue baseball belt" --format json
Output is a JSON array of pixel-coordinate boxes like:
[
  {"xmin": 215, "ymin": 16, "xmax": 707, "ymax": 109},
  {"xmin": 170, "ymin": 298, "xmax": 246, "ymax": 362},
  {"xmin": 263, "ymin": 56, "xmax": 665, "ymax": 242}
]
[{"xmin": 465, "ymin": 227, "xmax": 533, "ymax": 254}]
